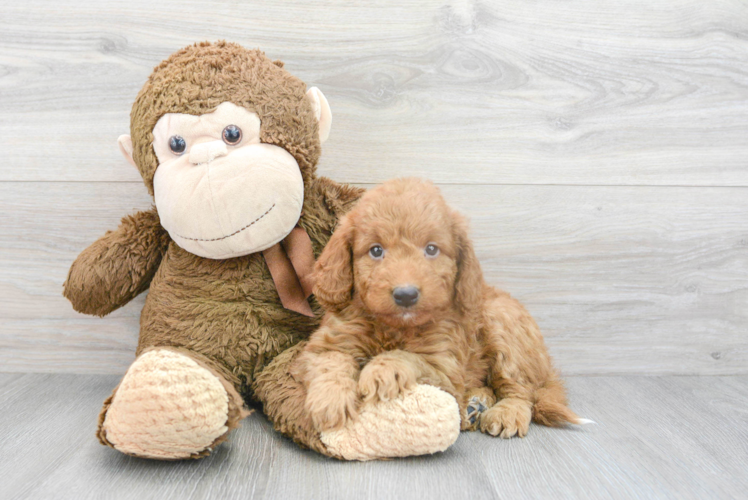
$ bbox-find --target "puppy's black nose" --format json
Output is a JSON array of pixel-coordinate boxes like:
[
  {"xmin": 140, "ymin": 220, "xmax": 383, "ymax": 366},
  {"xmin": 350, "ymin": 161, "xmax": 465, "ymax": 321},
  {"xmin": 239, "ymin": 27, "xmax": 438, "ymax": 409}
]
[{"xmin": 393, "ymin": 286, "xmax": 420, "ymax": 307}]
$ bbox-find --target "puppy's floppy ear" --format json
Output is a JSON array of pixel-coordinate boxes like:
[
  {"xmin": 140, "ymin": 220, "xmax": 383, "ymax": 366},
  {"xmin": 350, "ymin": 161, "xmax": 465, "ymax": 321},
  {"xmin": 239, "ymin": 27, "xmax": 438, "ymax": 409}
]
[
  {"xmin": 451, "ymin": 210, "xmax": 485, "ymax": 317},
  {"xmin": 313, "ymin": 214, "xmax": 355, "ymax": 312}
]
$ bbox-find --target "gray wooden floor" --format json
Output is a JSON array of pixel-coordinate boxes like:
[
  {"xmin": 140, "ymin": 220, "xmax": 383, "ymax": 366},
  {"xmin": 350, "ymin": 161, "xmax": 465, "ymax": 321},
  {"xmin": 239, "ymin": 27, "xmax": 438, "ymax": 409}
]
[{"xmin": 1, "ymin": 374, "xmax": 746, "ymax": 500}]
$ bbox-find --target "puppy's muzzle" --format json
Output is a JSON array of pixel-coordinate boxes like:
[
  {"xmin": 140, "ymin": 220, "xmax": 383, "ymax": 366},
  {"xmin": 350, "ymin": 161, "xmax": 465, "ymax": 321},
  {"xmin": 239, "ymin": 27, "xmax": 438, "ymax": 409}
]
[{"xmin": 392, "ymin": 285, "xmax": 420, "ymax": 308}]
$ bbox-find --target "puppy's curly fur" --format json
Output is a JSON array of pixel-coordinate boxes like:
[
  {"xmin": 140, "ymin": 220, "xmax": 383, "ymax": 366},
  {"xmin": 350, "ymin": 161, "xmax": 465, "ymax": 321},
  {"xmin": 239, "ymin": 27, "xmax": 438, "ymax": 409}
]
[{"xmin": 299, "ymin": 178, "xmax": 582, "ymax": 438}]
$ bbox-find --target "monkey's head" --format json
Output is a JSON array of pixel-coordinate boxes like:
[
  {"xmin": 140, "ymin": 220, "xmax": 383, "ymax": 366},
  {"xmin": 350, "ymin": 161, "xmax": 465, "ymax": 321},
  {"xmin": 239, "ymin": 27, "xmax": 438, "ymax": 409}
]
[{"xmin": 117, "ymin": 41, "xmax": 332, "ymax": 259}]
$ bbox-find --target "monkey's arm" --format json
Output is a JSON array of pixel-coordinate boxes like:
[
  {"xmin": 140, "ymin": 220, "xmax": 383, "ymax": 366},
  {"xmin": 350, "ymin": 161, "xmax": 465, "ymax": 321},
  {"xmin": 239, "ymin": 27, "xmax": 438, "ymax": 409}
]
[{"xmin": 63, "ymin": 207, "xmax": 170, "ymax": 317}]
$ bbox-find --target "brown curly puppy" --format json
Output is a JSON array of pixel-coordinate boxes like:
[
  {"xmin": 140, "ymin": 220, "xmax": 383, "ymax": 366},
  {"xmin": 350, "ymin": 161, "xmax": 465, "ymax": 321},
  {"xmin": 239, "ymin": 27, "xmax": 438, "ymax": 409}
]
[{"xmin": 299, "ymin": 178, "xmax": 586, "ymax": 438}]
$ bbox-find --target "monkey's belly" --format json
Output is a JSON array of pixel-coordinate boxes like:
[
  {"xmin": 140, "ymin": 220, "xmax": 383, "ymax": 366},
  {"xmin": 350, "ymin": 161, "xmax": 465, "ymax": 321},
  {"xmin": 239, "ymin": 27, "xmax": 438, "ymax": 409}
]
[{"xmin": 136, "ymin": 244, "xmax": 321, "ymax": 391}]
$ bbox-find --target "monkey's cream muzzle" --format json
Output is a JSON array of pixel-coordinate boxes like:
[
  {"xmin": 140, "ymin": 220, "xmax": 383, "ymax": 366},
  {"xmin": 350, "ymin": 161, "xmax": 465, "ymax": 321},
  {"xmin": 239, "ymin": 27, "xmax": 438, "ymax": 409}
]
[
  {"xmin": 188, "ymin": 140, "xmax": 228, "ymax": 165},
  {"xmin": 150, "ymin": 103, "xmax": 304, "ymax": 260}
]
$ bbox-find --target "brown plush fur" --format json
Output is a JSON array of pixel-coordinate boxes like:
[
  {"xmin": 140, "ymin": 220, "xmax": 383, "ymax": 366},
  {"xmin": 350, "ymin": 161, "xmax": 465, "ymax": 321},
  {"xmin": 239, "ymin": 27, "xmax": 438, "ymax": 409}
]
[
  {"xmin": 297, "ymin": 178, "xmax": 581, "ymax": 438},
  {"xmin": 252, "ymin": 342, "xmax": 332, "ymax": 456},
  {"xmin": 63, "ymin": 208, "xmax": 170, "ymax": 317},
  {"xmin": 63, "ymin": 41, "xmax": 364, "ymax": 457},
  {"xmin": 130, "ymin": 41, "xmax": 321, "ymax": 195}
]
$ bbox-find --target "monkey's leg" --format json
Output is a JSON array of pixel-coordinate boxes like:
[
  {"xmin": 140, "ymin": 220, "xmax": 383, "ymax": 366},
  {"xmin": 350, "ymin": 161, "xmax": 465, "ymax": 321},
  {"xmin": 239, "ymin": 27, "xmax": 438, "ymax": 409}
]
[
  {"xmin": 253, "ymin": 342, "xmax": 461, "ymax": 461},
  {"xmin": 98, "ymin": 347, "xmax": 249, "ymax": 460}
]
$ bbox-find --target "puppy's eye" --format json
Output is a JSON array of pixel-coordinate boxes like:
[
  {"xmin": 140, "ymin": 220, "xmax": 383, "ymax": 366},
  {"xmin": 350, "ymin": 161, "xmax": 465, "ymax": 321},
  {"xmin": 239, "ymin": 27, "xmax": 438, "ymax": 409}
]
[
  {"xmin": 369, "ymin": 245, "xmax": 384, "ymax": 260},
  {"xmin": 425, "ymin": 244, "xmax": 440, "ymax": 257},
  {"xmin": 222, "ymin": 125, "xmax": 242, "ymax": 145},
  {"xmin": 169, "ymin": 135, "xmax": 187, "ymax": 155}
]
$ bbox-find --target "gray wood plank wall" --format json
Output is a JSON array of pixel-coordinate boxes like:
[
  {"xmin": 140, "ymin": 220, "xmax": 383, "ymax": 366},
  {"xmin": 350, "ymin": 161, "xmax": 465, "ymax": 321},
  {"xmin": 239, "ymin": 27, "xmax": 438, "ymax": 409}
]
[{"xmin": 1, "ymin": 0, "xmax": 746, "ymax": 375}]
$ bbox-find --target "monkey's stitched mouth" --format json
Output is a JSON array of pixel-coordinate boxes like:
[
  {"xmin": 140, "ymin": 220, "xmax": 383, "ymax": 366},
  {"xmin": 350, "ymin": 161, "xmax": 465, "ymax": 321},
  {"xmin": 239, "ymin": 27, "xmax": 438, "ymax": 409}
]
[{"xmin": 173, "ymin": 204, "xmax": 276, "ymax": 242}]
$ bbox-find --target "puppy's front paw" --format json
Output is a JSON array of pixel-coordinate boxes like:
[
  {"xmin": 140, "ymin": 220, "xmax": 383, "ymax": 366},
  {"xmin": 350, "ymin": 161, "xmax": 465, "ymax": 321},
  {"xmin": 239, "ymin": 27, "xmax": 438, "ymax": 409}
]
[
  {"xmin": 358, "ymin": 358, "xmax": 417, "ymax": 403},
  {"xmin": 306, "ymin": 379, "xmax": 359, "ymax": 432},
  {"xmin": 480, "ymin": 398, "xmax": 532, "ymax": 438}
]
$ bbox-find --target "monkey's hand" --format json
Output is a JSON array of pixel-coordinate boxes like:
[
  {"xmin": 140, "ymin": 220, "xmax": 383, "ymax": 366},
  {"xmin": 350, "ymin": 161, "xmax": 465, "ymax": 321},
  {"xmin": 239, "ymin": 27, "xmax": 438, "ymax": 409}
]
[{"xmin": 63, "ymin": 207, "xmax": 170, "ymax": 316}]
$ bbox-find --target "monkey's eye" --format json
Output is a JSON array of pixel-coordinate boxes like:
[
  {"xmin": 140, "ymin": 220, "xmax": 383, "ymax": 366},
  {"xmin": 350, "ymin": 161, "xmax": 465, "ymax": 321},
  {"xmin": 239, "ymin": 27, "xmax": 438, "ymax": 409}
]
[
  {"xmin": 168, "ymin": 135, "xmax": 186, "ymax": 155},
  {"xmin": 369, "ymin": 245, "xmax": 384, "ymax": 260},
  {"xmin": 222, "ymin": 125, "xmax": 242, "ymax": 145},
  {"xmin": 425, "ymin": 244, "xmax": 440, "ymax": 258}
]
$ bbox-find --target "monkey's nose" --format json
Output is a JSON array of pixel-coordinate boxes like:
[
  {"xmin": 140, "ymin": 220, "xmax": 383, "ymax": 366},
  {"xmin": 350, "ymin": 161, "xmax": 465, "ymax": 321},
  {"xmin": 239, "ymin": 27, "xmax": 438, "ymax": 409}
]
[
  {"xmin": 189, "ymin": 141, "xmax": 228, "ymax": 165},
  {"xmin": 392, "ymin": 286, "xmax": 420, "ymax": 308}
]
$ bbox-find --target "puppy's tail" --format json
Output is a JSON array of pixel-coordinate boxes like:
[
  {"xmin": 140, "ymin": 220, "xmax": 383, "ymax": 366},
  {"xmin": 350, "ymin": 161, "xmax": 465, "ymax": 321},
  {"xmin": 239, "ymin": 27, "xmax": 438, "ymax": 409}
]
[{"xmin": 532, "ymin": 379, "xmax": 595, "ymax": 427}]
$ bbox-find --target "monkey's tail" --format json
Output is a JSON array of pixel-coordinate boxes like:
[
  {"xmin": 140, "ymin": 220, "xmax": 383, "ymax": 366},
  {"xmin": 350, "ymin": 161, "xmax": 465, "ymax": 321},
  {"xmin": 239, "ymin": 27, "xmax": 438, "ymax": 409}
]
[{"xmin": 532, "ymin": 378, "xmax": 595, "ymax": 427}]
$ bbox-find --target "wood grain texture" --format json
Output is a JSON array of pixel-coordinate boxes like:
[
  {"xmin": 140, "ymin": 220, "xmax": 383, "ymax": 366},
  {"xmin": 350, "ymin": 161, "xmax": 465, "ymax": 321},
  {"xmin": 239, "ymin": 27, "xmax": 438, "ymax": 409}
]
[
  {"xmin": 1, "ymin": 1, "xmax": 746, "ymax": 495},
  {"xmin": 1, "ymin": 182, "xmax": 746, "ymax": 375},
  {"xmin": 1, "ymin": 374, "xmax": 746, "ymax": 500},
  {"xmin": 0, "ymin": 0, "xmax": 747, "ymax": 185},
  {"xmin": 0, "ymin": 0, "xmax": 747, "ymax": 376}
]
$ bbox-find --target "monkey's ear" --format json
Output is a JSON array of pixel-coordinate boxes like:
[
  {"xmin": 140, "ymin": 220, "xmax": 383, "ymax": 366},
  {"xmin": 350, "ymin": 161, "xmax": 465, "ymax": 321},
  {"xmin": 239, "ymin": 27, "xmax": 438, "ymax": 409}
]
[
  {"xmin": 117, "ymin": 134, "xmax": 138, "ymax": 169},
  {"xmin": 306, "ymin": 87, "xmax": 332, "ymax": 144}
]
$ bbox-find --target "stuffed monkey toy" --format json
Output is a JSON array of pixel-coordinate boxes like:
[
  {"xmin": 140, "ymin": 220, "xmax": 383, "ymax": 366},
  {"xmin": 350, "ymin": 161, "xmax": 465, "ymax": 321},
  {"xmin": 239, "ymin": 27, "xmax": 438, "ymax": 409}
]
[{"xmin": 64, "ymin": 41, "xmax": 460, "ymax": 461}]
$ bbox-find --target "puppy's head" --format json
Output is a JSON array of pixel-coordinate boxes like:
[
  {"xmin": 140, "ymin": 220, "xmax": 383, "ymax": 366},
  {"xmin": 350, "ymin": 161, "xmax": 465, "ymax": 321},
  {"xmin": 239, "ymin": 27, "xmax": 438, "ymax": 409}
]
[{"xmin": 313, "ymin": 178, "xmax": 484, "ymax": 327}]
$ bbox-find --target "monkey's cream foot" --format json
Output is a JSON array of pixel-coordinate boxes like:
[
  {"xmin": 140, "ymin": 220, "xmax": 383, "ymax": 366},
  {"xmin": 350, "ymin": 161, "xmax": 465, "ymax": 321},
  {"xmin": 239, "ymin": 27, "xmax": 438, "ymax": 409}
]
[
  {"xmin": 98, "ymin": 349, "xmax": 249, "ymax": 460},
  {"xmin": 480, "ymin": 397, "xmax": 532, "ymax": 439},
  {"xmin": 320, "ymin": 384, "xmax": 460, "ymax": 461}
]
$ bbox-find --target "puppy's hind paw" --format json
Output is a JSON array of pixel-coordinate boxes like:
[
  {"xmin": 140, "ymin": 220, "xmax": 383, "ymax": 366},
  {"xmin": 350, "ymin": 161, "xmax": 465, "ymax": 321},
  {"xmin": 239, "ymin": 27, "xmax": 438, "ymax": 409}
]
[
  {"xmin": 466, "ymin": 396, "xmax": 488, "ymax": 426},
  {"xmin": 464, "ymin": 387, "xmax": 497, "ymax": 430},
  {"xmin": 480, "ymin": 398, "xmax": 532, "ymax": 439}
]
